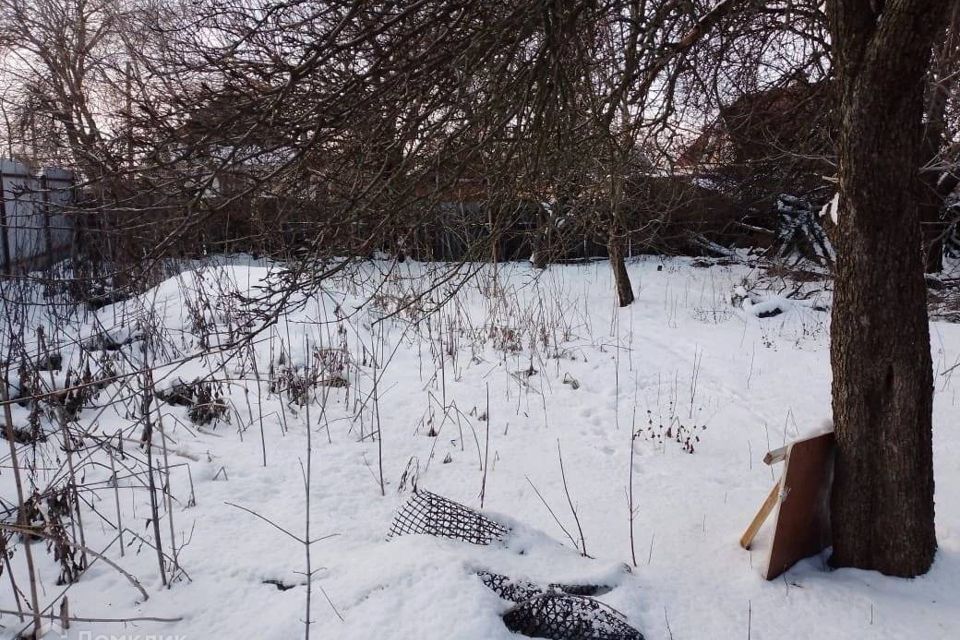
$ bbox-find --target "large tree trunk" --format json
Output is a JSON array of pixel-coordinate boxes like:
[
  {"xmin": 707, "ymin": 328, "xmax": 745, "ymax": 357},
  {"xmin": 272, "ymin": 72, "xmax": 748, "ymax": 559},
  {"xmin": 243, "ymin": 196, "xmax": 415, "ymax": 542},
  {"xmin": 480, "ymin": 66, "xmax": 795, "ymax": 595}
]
[{"xmin": 827, "ymin": 0, "xmax": 946, "ymax": 577}]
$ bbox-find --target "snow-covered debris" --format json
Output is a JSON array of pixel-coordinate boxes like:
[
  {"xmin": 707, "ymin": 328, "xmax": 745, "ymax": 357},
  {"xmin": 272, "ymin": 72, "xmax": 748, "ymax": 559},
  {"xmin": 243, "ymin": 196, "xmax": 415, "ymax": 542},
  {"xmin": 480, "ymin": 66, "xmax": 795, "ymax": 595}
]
[{"xmin": 733, "ymin": 284, "xmax": 828, "ymax": 318}]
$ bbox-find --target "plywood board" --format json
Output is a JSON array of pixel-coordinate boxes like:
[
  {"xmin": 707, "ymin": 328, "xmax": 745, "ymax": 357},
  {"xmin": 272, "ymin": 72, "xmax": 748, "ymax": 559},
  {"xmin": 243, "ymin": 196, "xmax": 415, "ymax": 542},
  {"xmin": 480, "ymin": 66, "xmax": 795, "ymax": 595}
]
[{"xmin": 764, "ymin": 432, "xmax": 835, "ymax": 580}]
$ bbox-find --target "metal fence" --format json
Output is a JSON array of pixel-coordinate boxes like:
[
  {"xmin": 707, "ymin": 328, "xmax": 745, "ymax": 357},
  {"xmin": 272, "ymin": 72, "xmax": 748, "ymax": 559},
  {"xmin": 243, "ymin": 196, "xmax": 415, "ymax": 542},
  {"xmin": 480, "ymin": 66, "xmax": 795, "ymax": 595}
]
[{"xmin": 0, "ymin": 158, "xmax": 75, "ymax": 272}]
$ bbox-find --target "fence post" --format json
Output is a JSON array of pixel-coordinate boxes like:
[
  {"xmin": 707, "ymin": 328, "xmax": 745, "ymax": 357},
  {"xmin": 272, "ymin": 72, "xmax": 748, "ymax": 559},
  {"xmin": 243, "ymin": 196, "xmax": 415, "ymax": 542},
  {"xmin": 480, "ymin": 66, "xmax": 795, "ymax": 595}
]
[
  {"xmin": 70, "ymin": 172, "xmax": 80, "ymax": 260},
  {"xmin": 0, "ymin": 170, "xmax": 9, "ymax": 274},
  {"xmin": 41, "ymin": 172, "xmax": 53, "ymax": 268}
]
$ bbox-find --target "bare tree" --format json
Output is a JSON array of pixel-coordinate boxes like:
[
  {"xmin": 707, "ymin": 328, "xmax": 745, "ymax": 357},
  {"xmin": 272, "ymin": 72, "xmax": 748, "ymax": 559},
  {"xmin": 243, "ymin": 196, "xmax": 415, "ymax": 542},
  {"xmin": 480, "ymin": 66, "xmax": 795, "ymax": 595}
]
[{"xmin": 0, "ymin": 0, "xmax": 131, "ymax": 175}]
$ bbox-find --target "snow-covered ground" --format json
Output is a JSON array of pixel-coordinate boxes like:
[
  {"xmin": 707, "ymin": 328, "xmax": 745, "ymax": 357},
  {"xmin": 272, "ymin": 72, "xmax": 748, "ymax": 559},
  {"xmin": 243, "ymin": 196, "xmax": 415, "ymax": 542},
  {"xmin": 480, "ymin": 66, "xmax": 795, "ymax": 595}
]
[{"xmin": 2, "ymin": 257, "xmax": 959, "ymax": 639}]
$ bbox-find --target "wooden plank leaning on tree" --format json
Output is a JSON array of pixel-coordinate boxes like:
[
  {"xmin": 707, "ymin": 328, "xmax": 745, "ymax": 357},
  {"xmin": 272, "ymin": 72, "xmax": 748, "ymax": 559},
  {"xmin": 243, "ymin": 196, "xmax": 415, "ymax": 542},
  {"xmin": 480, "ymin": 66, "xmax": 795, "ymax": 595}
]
[{"xmin": 739, "ymin": 431, "xmax": 836, "ymax": 580}]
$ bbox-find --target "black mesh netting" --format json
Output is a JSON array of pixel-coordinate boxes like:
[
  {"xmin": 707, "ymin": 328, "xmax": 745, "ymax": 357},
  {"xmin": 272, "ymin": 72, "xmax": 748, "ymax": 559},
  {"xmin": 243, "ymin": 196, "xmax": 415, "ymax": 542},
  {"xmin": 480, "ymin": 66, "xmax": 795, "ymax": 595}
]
[
  {"xmin": 388, "ymin": 490, "xmax": 509, "ymax": 545},
  {"xmin": 388, "ymin": 492, "xmax": 643, "ymax": 640},
  {"xmin": 477, "ymin": 571, "xmax": 545, "ymax": 602},
  {"xmin": 477, "ymin": 571, "xmax": 612, "ymax": 602},
  {"xmin": 502, "ymin": 593, "xmax": 645, "ymax": 640}
]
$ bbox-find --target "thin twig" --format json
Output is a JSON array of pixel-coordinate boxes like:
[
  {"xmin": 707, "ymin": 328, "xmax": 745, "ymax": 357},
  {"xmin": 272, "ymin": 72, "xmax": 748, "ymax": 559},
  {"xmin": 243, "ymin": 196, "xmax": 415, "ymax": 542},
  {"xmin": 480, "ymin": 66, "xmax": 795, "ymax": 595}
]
[
  {"xmin": 525, "ymin": 475, "xmax": 579, "ymax": 551},
  {"xmin": 0, "ymin": 609, "xmax": 183, "ymax": 624},
  {"xmin": 557, "ymin": 440, "xmax": 588, "ymax": 556}
]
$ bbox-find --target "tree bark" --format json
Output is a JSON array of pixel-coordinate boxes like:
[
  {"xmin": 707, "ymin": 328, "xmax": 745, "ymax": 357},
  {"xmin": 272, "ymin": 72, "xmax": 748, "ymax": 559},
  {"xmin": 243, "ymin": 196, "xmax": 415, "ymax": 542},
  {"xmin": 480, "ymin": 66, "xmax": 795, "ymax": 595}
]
[
  {"xmin": 532, "ymin": 206, "xmax": 551, "ymax": 269},
  {"xmin": 608, "ymin": 233, "xmax": 634, "ymax": 307},
  {"xmin": 827, "ymin": 0, "xmax": 946, "ymax": 577}
]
